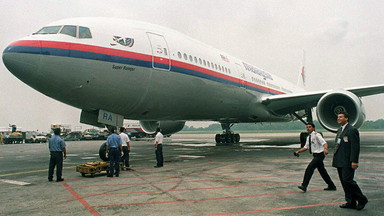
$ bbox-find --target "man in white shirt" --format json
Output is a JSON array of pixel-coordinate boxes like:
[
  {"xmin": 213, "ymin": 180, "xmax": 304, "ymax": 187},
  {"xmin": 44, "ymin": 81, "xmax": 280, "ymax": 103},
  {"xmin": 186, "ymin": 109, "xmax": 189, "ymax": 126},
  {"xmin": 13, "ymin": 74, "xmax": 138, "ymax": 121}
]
[
  {"xmin": 154, "ymin": 127, "xmax": 163, "ymax": 168},
  {"xmin": 295, "ymin": 123, "xmax": 336, "ymax": 192},
  {"xmin": 119, "ymin": 127, "xmax": 130, "ymax": 169}
]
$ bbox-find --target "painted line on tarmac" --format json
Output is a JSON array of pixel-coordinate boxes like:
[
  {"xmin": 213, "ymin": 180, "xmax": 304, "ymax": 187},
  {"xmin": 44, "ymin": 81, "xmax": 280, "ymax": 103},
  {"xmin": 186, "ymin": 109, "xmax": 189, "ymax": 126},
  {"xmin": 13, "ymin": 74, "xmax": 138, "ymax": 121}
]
[
  {"xmin": 0, "ymin": 166, "xmax": 77, "ymax": 177},
  {"xmin": 202, "ymin": 198, "xmax": 384, "ymax": 216},
  {"xmin": 61, "ymin": 181, "xmax": 101, "ymax": 216},
  {"xmin": 0, "ymin": 179, "xmax": 31, "ymax": 186}
]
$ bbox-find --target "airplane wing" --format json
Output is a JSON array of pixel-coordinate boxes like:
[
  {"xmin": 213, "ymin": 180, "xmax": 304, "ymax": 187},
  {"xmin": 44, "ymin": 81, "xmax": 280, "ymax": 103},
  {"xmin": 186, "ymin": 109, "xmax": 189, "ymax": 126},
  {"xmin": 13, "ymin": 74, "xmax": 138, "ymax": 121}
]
[{"xmin": 261, "ymin": 84, "xmax": 384, "ymax": 114}]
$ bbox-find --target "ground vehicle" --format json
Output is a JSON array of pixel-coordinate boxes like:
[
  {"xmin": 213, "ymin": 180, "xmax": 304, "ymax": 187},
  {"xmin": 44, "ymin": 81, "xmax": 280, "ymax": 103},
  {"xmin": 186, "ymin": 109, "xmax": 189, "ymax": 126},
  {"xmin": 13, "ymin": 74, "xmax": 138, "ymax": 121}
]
[
  {"xmin": 64, "ymin": 131, "xmax": 83, "ymax": 141},
  {"xmin": 31, "ymin": 134, "xmax": 47, "ymax": 143}
]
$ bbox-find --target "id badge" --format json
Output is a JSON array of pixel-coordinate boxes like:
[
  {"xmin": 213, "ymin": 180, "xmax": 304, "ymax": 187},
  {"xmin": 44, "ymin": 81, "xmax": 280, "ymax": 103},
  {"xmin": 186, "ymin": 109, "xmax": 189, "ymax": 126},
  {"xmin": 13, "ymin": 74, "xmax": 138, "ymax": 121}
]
[
  {"xmin": 343, "ymin": 136, "xmax": 348, "ymax": 142},
  {"xmin": 337, "ymin": 138, "xmax": 341, "ymax": 144}
]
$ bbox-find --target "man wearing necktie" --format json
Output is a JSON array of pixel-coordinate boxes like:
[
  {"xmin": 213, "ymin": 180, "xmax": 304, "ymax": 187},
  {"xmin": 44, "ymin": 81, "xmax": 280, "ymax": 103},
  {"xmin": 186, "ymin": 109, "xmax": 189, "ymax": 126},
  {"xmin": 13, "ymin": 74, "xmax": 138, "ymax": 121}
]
[
  {"xmin": 295, "ymin": 123, "xmax": 336, "ymax": 192},
  {"xmin": 333, "ymin": 111, "xmax": 368, "ymax": 210}
]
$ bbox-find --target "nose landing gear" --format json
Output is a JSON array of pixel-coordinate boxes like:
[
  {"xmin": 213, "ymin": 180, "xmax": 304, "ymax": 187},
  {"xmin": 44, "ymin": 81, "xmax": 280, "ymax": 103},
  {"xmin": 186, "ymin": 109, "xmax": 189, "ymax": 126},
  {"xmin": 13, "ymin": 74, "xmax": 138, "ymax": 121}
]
[{"xmin": 215, "ymin": 123, "xmax": 240, "ymax": 144}]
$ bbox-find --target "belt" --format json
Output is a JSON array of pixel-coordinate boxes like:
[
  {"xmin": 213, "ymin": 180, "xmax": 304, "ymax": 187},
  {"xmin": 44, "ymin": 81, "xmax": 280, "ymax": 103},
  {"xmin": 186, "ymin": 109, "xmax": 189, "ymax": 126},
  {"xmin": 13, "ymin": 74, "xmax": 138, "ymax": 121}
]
[
  {"xmin": 110, "ymin": 148, "xmax": 118, "ymax": 149},
  {"xmin": 313, "ymin": 152, "xmax": 324, "ymax": 155}
]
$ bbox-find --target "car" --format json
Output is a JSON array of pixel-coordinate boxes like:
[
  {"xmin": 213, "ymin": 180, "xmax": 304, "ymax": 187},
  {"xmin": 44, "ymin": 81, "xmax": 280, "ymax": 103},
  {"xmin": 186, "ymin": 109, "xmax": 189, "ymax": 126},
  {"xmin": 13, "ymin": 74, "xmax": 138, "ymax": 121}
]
[{"xmin": 32, "ymin": 134, "xmax": 47, "ymax": 143}]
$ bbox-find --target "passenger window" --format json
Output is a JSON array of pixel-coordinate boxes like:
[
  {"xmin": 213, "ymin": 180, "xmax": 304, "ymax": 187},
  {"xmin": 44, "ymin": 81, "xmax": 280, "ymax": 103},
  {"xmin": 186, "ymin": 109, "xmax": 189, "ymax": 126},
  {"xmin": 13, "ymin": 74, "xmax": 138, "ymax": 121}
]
[
  {"xmin": 203, "ymin": 60, "xmax": 206, "ymax": 66},
  {"xmin": 189, "ymin": 55, "xmax": 193, "ymax": 62},
  {"xmin": 184, "ymin": 53, "xmax": 188, "ymax": 60},
  {"xmin": 199, "ymin": 58, "xmax": 202, "ymax": 65},
  {"xmin": 178, "ymin": 52, "xmax": 182, "ymax": 59},
  {"xmin": 79, "ymin": 26, "xmax": 92, "ymax": 38},
  {"xmin": 60, "ymin": 25, "xmax": 77, "ymax": 37},
  {"xmin": 194, "ymin": 57, "xmax": 197, "ymax": 63},
  {"xmin": 163, "ymin": 48, "xmax": 168, "ymax": 55},
  {"xmin": 34, "ymin": 26, "xmax": 62, "ymax": 34}
]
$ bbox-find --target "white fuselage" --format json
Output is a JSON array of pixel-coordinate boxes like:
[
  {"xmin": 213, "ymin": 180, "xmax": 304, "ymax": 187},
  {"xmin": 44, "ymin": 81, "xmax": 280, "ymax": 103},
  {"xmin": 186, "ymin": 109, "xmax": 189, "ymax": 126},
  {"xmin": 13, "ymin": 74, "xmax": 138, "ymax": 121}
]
[{"xmin": 3, "ymin": 18, "xmax": 305, "ymax": 123}]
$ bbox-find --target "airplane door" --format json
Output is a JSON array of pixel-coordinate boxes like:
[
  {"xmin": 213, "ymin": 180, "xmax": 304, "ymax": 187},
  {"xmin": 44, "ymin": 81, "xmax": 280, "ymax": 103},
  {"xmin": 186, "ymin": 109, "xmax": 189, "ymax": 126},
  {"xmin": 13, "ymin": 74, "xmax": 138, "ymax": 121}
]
[
  {"xmin": 235, "ymin": 63, "xmax": 247, "ymax": 89},
  {"xmin": 146, "ymin": 33, "xmax": 171, "ymax": 70}
]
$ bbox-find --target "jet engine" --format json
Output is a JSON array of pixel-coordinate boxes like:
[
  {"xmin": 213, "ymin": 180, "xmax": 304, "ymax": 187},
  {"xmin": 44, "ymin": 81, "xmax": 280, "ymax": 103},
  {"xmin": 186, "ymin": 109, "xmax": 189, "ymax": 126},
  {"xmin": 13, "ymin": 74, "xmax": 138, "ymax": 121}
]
[
  {"xmin": 139, "ymin": 120, "xmax": 186, "ymax": 135},
  {"xmin": 316, "ymin": 90, "xmax": 366, "ymax": 133}
]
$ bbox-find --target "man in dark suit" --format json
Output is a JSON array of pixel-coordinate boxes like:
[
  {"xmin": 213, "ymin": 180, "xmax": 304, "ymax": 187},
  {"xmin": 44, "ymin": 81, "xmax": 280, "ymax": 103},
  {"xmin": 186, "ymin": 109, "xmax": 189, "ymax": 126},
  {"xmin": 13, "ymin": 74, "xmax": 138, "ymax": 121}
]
[{"xmin": 333, "ymin": 111, "xmax": 368, "ymax": 210}]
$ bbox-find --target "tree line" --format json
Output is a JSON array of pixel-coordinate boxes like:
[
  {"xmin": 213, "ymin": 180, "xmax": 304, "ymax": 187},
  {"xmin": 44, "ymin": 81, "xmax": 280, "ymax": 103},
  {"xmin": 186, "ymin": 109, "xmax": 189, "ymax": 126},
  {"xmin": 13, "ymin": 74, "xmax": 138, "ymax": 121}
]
[{"xmin": 182, "ymin": 119, "xmax": 384, "ymax": 132}]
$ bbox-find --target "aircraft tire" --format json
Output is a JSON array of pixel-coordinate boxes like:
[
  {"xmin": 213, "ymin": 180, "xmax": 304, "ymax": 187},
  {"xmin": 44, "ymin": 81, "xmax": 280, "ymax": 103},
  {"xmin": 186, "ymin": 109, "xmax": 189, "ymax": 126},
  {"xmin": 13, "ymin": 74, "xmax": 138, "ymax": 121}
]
[
  {"xmin": 300, "ymin": 132, "xmax": 308, "ymax": 148},
  {"xmin": 99, "ymin": 142, "xmax": 109, "ymax": 161},
  {"xmin": 215, "ymin": 134, "xmax": 221, "ymax": 143},
  {"xmin": 235, "ymin": 134, "xmax": 240, "ymax": 143}
]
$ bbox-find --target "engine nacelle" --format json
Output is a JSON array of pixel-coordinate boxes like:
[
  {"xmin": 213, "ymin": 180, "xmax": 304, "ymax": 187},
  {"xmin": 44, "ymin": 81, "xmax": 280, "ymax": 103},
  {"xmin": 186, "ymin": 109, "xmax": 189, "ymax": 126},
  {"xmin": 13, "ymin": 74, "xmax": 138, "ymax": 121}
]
[
  {"xmin": 139, "ymin": 120, "xmax": 186, "ymax": 135},
  {"xmin": 316, "ymin": 90, "xmax": 366, "ymax": 133}
]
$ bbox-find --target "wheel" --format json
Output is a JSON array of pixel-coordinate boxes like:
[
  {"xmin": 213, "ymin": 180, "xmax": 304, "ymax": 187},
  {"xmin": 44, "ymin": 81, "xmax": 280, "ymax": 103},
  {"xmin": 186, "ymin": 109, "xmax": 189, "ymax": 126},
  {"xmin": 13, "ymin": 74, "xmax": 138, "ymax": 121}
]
[
  {"xmin": 81, "ymin": 173, "xmax": 85, "ymax": 177},
  {"xmin": 215, "ymin": 134, "xmax": 220, "ymax": 143},
  {"xmin": 99, "ymin": 142, "xmax": 109, "ymax": 161},
  {"xmin": 300, "ymin": 132, "xmax": 309, "ymax": 148},
  {"xmin": 234, "ymin": 134, "xmax": 240, "ymax": 143}
]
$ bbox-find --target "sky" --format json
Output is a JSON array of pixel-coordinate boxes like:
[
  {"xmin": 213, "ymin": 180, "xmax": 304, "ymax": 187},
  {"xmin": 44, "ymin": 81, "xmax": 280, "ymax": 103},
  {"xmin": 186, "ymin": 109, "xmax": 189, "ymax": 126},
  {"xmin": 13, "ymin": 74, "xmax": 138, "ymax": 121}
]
[{"xmin": 1, "ymin": 0, "xmax": 384, "ymax": 132}]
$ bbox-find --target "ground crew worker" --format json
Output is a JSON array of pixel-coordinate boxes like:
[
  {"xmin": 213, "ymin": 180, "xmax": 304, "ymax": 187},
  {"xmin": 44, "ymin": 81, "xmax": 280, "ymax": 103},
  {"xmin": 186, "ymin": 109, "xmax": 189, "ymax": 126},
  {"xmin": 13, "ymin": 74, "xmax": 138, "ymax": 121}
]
[
  {"xmin": 119, "ymin": 127, "xmax": 130, "ymax": 169},
  {"xmin": 106, "ymin": 129, "xmax": 122, "ymax": 177},
  {"xmin": 154, "ymin": 127, "xmax": 164, "ymax": 168},
  {"xmin": 295, "ymin": 123, "xmax": 336, "ymax": 192},
  {"xmin": 48, "ymin": 128, "xmax": 66, "ymax": 182},
  {"xmin": 0, "ymin": 132, "xmax": 4, "ymax": 144}
]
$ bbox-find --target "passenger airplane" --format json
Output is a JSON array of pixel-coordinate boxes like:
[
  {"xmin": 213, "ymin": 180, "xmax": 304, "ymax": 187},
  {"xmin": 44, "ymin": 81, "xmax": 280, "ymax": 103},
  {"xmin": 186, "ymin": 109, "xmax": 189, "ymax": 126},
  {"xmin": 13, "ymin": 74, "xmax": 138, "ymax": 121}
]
[{"xmin": 3, "ymin": 17, "xmax": 384, "ymax": 143}]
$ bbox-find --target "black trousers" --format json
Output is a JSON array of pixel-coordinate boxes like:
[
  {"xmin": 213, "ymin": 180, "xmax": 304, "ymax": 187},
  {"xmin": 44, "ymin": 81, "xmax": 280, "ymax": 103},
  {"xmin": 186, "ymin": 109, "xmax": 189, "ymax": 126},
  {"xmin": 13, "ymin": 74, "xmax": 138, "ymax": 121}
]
[
  {"xmin": 121, "ymin": 146, "xmax": 130, "ymax": 167},
  {"xmin": 48, "ymin": 151, "xmax": 63, "ymax": 180},
  {"xmin": 337, "ymin": 167, "xmax": 367, "ymax": 204},
  {"xmin": 108, "ymin": 148, "xmax": 121, "ymax": 175},
  {"xmin": 155, "ymin": 144, "xmax": 163, "ymax": 166},
  {"xmin": 302, "ymin": 153, "xmax": 335, "ymax": 188}
]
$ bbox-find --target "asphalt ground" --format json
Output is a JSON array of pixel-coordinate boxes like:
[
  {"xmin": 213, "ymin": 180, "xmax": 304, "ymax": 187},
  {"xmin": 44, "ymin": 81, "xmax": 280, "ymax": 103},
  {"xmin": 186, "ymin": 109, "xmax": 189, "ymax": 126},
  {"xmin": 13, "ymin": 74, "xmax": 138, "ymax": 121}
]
[{"xmin": 0, "ymin": 131, "xmax": 383, "ymax": 216}]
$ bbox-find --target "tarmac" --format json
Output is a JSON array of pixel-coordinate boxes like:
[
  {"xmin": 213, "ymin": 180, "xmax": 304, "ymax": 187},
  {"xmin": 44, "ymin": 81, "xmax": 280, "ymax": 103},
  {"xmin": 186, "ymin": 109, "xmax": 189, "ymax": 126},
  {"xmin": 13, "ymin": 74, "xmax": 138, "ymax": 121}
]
[{"xmin": 0, "ymin": 131, "xmax": 383, "ymax": 216}]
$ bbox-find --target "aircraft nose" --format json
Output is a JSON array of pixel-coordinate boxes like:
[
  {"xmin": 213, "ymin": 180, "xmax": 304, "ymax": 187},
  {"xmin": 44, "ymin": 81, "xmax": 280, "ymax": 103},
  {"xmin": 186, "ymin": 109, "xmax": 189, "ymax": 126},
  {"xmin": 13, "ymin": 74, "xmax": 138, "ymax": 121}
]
[{"xmin": 2, "ymin": 40, "xmax": 43, "ymax": 85}]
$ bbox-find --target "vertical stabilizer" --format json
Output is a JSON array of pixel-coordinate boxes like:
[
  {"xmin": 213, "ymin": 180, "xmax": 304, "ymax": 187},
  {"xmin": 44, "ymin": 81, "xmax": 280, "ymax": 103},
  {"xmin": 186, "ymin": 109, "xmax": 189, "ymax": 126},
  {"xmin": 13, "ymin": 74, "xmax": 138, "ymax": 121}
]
[{"xmin": 297, "ymin": 50, "xmax": 306, "ymax": 88}]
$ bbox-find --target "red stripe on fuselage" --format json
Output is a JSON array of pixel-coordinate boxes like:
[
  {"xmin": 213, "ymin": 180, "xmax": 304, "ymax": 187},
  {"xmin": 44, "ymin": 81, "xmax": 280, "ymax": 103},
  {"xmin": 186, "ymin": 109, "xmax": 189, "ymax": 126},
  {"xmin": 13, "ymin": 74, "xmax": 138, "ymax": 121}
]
[{"xmin": 9, "ymin": 40, "xmax": 284, "ymax": 95}]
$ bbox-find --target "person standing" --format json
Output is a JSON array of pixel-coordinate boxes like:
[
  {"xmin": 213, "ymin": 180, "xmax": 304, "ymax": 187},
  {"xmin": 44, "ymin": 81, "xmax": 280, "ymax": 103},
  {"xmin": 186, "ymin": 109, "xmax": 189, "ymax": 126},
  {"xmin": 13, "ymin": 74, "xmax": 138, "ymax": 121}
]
[
  {"xmin": 333, "ymin": 111, "xmax": 368, "ymax": 210},
  {"xmin": 106, "ymin": 129, "xmax": 122, "ymax": 177},
  {"xmin": 154, "ymin": 128, "xmax": 163, "ymax": 168},
  {"xmin": 119, "ymin": 127, "xmax": 130, "ymax": 169},
  {"xmin": 295, "ymin": 123, "xmax": 336, "ymax": 192},
  {"xmin": 48, "ymin": 128, "xmax": 66, "ymax": 182}
]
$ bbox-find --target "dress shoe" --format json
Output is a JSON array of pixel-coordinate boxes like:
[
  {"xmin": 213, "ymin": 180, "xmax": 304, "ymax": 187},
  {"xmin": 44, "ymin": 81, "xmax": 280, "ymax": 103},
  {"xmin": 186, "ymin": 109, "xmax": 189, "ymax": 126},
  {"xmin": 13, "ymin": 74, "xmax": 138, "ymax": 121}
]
[
  {"xmin": 115, "ymin": 174, "xmax": 119, "ymax": 177},
  {"xmin": 356, "ymin": 198, "xmax": 368, "ymax": 210},
  {"xmin": 56, "ymin": 178, "xmax": 64, "ymax": 182},
  {"xmin": 324, "ymin": 186, "xmax": 337, "ymax": 191},
  {"xmin": 48, "ymin": 179, "xmax": 53, "ymax": 182},
  {"xmin": 298, "ymin": 185, "xmax": 307, "ymax": 192},
  {"xmin": 107, "ymin": 174, "xmax": 113, "ymax": 177},
  {"xmin": 339, "ymin": 203, "xmax": 356, "ymax": 209},
  {"xmin": 154, "ymin": 165, "xmax": 163, "ymax": 168}
]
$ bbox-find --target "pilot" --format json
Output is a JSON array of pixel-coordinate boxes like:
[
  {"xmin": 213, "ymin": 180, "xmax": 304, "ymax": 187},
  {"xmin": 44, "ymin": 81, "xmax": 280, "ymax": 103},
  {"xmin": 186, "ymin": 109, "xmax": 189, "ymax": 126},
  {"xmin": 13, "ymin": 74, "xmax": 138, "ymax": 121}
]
[
  {"xmin": 154, "ymin": 127, "xmax": 164, "ymax": 168},
  {"xmin": 119, "ymin": 127, "xmax": 131, "ymax": 169},
  {"xmin": 48, "ymin": 128, "xmax": 67, "ymax": 182},
  {"xmin": 106, "ymin": 129, "xmax": 122, "ymax": 177},
  {"xmin": 295, "ymin": 123, "xmax": 336, "ymax": 192}
]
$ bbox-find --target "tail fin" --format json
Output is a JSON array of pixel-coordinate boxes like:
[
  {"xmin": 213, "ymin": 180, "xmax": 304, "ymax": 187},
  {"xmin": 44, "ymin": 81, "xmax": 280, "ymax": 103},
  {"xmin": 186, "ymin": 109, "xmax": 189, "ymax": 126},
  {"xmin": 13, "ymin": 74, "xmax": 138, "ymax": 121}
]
[{"xmin": 296, "ymin": 50, "xmax": 306, "ymax": 87}]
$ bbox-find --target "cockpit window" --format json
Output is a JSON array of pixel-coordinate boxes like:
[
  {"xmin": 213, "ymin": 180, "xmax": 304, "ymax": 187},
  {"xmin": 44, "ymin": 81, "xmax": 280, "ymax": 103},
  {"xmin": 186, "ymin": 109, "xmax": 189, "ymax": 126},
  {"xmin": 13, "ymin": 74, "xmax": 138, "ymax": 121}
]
[
  {"xmin": 34, "ymin": 26, "xmax": 62, "ymax": 34},
  {"xmin": 79, "ymin": 26, "xmax": 92, "ymax": 38},
  {"xmin": 60, "ymin": 25, "xmax": 77, "ymax": 37},
  {"xmin": 33, "ymin": 25, "xmax": 92, "ymax": 39}
]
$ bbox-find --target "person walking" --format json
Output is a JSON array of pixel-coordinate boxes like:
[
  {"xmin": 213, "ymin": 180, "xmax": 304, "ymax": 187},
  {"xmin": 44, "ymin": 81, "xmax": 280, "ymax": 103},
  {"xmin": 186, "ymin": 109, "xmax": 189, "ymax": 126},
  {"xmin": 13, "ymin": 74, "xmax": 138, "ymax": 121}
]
[
  {"xmin": 154, "ymin": 128, "xmax": 163, "ymax": 168},
  {"xmin": 333, "ymin": 111, "xmax": 368, "ymax": 210},
  {"xmin": 295, "ymin": 123, "xmax": 336, "ymax": 192},
  {"xmin": 48, "ymin": 128, "xmax": 66, "ymax": 182},
  {"xmin": 106, "ymin": 129, "xmax": 122, "ymax": 177}
]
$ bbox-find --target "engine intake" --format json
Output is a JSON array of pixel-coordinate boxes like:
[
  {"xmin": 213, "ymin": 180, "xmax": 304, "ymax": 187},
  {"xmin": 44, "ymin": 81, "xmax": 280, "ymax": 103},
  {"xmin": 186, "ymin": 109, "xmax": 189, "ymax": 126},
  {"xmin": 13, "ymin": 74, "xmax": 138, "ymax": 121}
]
[
  {"xmin": 139, "ymin": 120, "xmax": 185, "ymax": 135},
  {"xmin": 316, "ymin": 90, "xmax": 365, "ymax": 133}
]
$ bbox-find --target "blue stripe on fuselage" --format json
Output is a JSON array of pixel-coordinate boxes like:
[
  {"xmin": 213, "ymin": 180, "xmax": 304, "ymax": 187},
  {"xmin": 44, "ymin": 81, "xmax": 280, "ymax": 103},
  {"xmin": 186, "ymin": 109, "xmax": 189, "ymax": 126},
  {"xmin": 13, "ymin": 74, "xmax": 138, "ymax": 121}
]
[{"xmin": 4, "ymin": 46, "xmax": 276, "ymax": 95}]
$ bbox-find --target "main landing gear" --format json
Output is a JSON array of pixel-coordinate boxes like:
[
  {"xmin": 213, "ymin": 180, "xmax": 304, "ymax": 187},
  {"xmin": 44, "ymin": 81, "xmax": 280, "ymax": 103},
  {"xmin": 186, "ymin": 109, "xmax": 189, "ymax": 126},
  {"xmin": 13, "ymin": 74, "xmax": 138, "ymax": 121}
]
[{"xmin": 215, "ymin": 123, "xmax": 240, "ymax": 144}]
